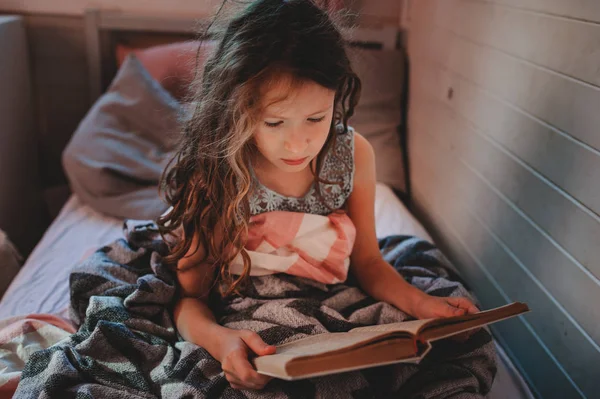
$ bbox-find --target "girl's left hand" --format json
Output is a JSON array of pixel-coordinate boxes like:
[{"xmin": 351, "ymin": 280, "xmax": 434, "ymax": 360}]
[
  {"xmin": 410, "ymin": 294, "xmax": 479, "ymax": 320},
  {"xmin": 409, "ymin": 294, "xmax": 480, "ymax": 342}
]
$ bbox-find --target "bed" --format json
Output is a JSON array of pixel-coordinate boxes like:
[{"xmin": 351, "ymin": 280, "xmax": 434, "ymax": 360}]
[
  {"xmin": 0, "ymin": 8, "xmax": 533, "ymax": 399},
  {"xmin": 0, "ymin": 191, "xmax": 531, "ymax": 398}
]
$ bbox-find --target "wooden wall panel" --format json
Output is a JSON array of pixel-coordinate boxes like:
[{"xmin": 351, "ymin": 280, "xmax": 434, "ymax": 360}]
[
  {"xmin": 25, "ymin": 15, "xmax": 90, "ymax": 191},
  {"xmin": 407, "ymin": 0, "xmax": 600, "ymax": 397}
]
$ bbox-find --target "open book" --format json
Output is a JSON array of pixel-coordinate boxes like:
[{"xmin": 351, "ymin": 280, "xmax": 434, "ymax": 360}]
[{"xmin": 253, "ymin": 302, "xmax": 529, "ymax": 380}]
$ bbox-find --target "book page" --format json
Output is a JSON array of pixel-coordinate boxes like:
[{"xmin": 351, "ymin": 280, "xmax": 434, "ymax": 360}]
[
  {"xmin": 419, "ymin": 302, "xmax": 530, "ymax": 341},
  {"xmin": 348, "ymin": 302, "xmax": 529, "ymax": 340},
  {"xmin": 349, "ymin": 319, "xmax": 432, "ymax": 335}
]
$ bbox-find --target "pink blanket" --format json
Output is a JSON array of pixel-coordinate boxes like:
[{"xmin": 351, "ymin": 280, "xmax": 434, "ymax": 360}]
[
  {"xmin": 230, "ymin": 211, "xmax": 356, "ymax": 284},
  {"xmin": 0, "ymin": 314, "xmax": 75, "ymax": 398}
]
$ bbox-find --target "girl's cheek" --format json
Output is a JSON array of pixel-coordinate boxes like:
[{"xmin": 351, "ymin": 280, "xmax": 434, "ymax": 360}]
[{"xmin": 317, "ymin": 128, "xmax": 330, "ymax": 147}]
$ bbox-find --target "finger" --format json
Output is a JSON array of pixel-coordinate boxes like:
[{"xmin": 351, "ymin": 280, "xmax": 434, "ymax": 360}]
[
  {"xmin": 256, "ymin": 374, "xmax": 273, "ymax": 387},
  {"xmin": 429, "ymin": 302, "xmax": 461, "ymax": 318},
  {"xmin": 225, "ymin": 372, "xmax": 243, "ymax": 386},
  {"xmin": 229, "ymin": 351, "xmax": 273, "ymax": 386},
  {"xmin": 447, "ymin": 297, "xmax": 478, "ymax": 314},
  {"xmin": 447, "ymin": 303, "xmax": 466, "ymax": 316},
  {"xmin": 240, "ymin": 331, "xmax": 277, "ymax": 356},
  {"xmin": 224, "ymin": 355, "xmax": 254, "ymax": 387},
  {"xmin": 231, "ymin": 350, "xmax": 270, "ymax": 387},
  {"xmin": 468, "ymin": 305, "xmax": 480, "ymax": 314},
  {"xmin": 438, "ymin": 300, "xmax": 465, "ymax": 317},
  {"xmin": 226, "ymin": 371, "xmax": 262, "ymax": 391}
]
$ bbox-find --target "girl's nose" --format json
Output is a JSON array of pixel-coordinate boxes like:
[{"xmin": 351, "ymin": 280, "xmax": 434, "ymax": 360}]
[{"xmin": 284, "ymin": 130, "xmax": 309, "ymax": 154}]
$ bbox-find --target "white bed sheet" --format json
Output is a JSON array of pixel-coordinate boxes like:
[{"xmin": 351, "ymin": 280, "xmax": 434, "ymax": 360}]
[
  {"xmin": 0, "ymin": 184, "xmax": 532, "ymax": 399},
  {"xmin": 0, "ymin": 196, "xmax": 123, "ymax": 320}
]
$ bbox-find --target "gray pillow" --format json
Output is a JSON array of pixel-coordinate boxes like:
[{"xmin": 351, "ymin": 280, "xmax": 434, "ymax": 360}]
[
  {"xmin": 348, "ymin": 47, "xmax": 406, "ymax": 192},
  {"xmin": 63, "ymin": 54, "xmax": 183, "ymax": 220}
]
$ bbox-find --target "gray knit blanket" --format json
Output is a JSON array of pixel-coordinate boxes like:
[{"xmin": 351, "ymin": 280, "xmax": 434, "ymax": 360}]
[{"xmin": 14, "ymin": 220, "xmax": 496, "ymax": 398}]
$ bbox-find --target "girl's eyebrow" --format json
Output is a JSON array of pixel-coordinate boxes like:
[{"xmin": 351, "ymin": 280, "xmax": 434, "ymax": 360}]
[{"xmin": 265, "ymin": 106, "xmax": 333, "ymax": 119}]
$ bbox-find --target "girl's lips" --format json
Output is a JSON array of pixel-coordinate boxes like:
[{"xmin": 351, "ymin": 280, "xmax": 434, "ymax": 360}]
[{"xmin": 282, "ymin": 157, "xmax": 308, "ymax": 165}]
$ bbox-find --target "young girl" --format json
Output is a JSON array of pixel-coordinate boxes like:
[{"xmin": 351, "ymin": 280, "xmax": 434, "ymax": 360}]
[{"xmin": 158, "ymin": 0, "xmax": 479, "ymax": 392}]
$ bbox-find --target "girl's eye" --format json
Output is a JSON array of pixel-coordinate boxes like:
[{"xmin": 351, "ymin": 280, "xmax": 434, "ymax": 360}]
[
  {"xmin": 264, "ymin": 121, "xmax": 283, "ymax": 128},
  {"xmin": 308, "ymin": 116, "xmax": 326, "ymax": 123}
]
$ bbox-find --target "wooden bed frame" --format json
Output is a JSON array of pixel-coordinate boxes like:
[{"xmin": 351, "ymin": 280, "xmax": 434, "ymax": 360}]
[
  {"xmin": 83, "ymin": 8, "xmax": 402, "ymax": 103},
  {"xmin": 84, "ymin": 9, "xmax": 204, "ymax": 104}
]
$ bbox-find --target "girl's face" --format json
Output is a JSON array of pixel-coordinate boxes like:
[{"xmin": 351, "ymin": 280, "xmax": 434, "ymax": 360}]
[{"xmin": 253, "ymin": 76, "xmax": 336, "ymax": 173}]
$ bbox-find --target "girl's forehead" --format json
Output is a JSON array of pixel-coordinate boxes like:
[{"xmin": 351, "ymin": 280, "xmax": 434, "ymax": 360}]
[{"xmin": 260, "ymin": 76, "xmax": 335, "ymax": 112}]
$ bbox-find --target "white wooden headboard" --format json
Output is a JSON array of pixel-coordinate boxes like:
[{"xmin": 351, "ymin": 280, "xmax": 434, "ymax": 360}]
[{"xmin": 83, "ymin": 8, "xmax": 402, "ymax": 102}]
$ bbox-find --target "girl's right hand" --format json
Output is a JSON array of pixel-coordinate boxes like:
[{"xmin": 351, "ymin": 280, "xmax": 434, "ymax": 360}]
[{"xmin": 216, "ymin": 328, "xmax": 276, "ymax": 390}]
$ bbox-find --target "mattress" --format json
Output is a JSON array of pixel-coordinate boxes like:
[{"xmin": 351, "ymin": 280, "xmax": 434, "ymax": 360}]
[
  {"xmin": 0, "ymin": 196, "xmax": 122, "ymax": 320},
  {"xmin": 0, "ymin": 185, "xmax": 532, "ymax": 399}
]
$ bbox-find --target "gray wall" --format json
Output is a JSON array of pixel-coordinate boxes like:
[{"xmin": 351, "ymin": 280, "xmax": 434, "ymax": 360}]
[{"xmin": 405, "ymin": 1, "xmax": 600, "ymax": 398}]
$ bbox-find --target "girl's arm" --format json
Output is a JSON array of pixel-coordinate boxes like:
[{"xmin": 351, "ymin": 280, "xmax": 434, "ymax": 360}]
[
  {"xmin": 173, "ymin": 234, "xmax": 226, "ymax": 355},
  {"xmin": 346, "ymin": 133, "xmax": 478, "ymax": 319},
  {"xmin": 174, "ymin": 231, "xmax": 275, "ymax": 390}
]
